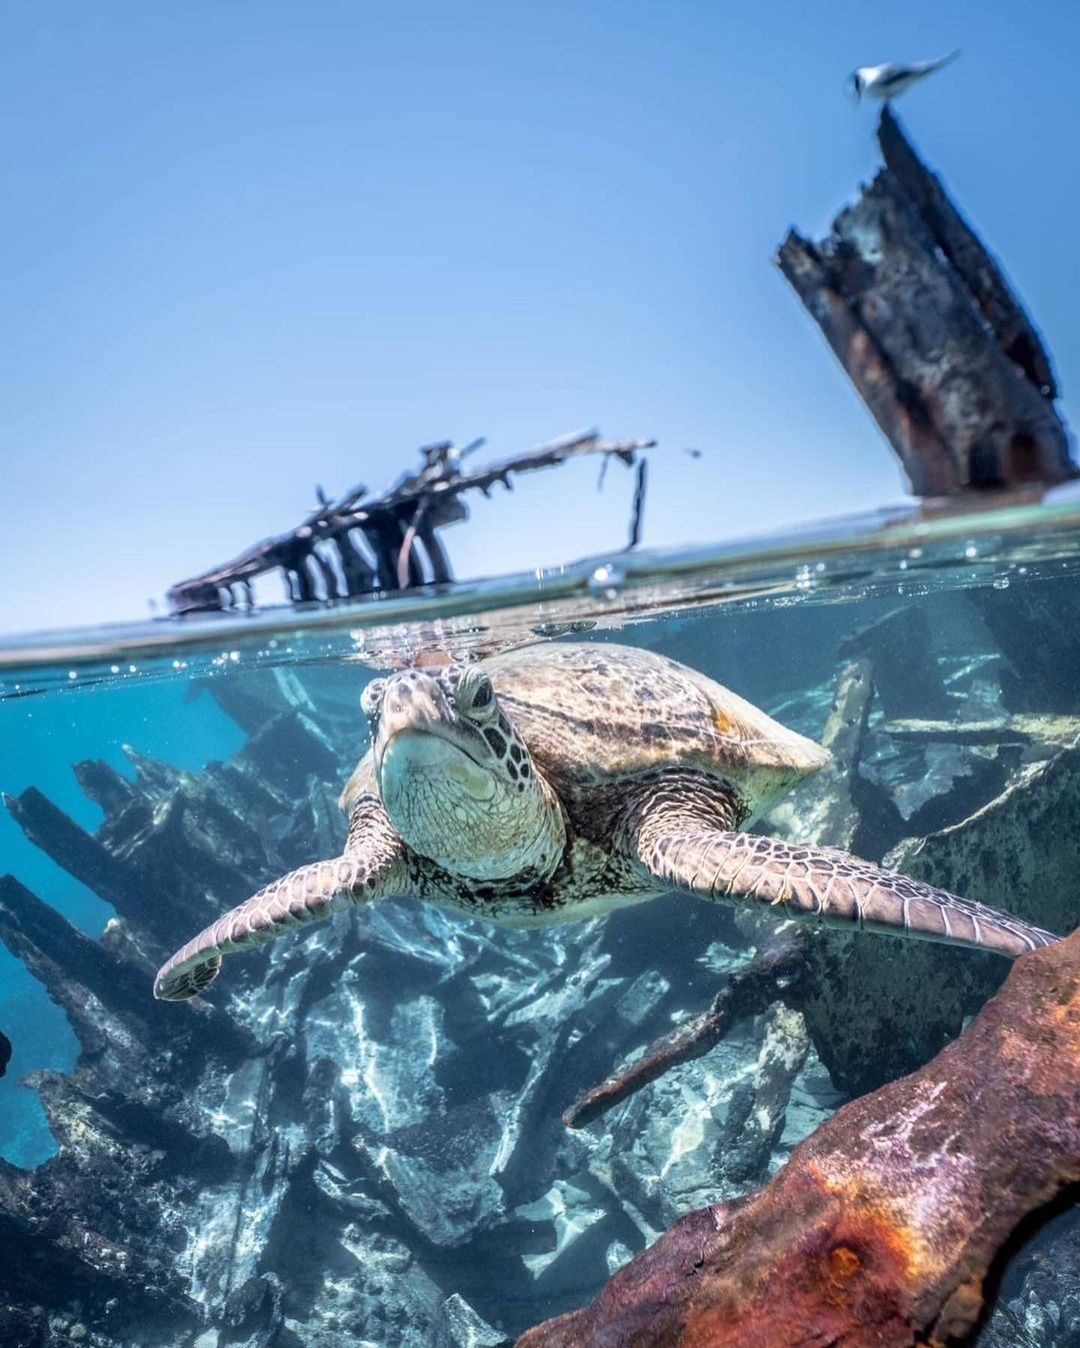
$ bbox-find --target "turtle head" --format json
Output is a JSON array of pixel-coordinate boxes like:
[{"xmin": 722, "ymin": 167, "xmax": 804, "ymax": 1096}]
[{"xmin": 362, "ymin": 664, "xmax": 565, "ymax": 882}]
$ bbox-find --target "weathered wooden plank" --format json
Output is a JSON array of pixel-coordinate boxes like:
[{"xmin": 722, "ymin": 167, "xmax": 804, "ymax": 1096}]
[{"xmin": 167, "ymin": 430, "xmax": 653, "ymax": 613}]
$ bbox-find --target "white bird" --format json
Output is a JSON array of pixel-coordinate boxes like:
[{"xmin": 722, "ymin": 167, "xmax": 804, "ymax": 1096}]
[{"xmin": 849, "ymin": 50, "xmax": 960, "ymax": 102}]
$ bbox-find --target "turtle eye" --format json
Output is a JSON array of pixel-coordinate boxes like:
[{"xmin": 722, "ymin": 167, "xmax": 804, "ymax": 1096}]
[
  {"xmin": 455, "ymin": 667, "xmax": 496, "ymax": 721},
  {"xmin": 360, "ymin": 678, "xmax": 387, "ymax": 721}
]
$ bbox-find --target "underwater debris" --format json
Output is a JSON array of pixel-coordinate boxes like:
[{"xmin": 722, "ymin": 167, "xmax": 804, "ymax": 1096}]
[
  {"xmin": 778, "ymin": 106, "xmax": 1076, "ymax": 497},
  {"xmin": 518, "ymin": 927, "xmax": 1080, "ymax": 1348},
  {"xmin": 971, "ymin": 574, "xmax": 1080, "ymax": 715},
  {"xmin": 886, "ymin": 738, "xmax": 1080, "ymax": 957},
  {"xmin": 0, "ymin": 1029, "xmax": 10, "ymax": 1077},
  {"xmin": 774, "ymin": 653, "xmax": 877, "ymax": 853},
  {"xmin": 839, "ymin": 605, "xmax": 950, "ymax": 719},
  {"xmin": 563, "ymin": 931, "xmax": 807, "ymax": 1130},
  {"xmin": 0, "ymin": 627, "xmax": 1074, "ymax": 1343},
  {"xmin": 167, "ymin": 429, "xmax": 654, "ymax": 614},
  {"xmin": 808, "ymin": 730, "xmax": 1080, "ymax": 1099},
  {"xmin": 881, "ymin": 713, "xmax": 1080, "ymax": 751}
]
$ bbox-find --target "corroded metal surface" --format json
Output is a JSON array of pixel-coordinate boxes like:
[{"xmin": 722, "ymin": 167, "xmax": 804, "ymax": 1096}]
[
  {"xmin": 519, "ymin": 928, "xmax": 1080, "ymax": 1347},
  {"xmin": 778, "ymin": 108, "xmax": 1075, "ymax": 497}
]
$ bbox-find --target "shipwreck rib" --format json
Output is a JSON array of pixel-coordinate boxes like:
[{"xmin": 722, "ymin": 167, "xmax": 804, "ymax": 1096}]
[{"xmin": 168, "ymin": 430, "xmax": 654, "ymax": 614}]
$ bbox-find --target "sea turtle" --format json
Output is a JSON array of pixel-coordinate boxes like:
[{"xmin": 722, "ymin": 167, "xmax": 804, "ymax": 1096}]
[{"xmin": 154, "ymin": 642, "xmax": 1057, "ymax": 1001}]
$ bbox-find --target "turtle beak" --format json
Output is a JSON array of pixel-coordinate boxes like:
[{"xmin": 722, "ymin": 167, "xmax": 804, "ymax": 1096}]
[
  {"xmin": 372, "ymin": 670, "xmax": 448, "ymax": 770},
  {"xmin": 380, "ymin": 670, "xmax": 446, "ymax": 732},
  {"xmin": 373, "ymin": 669, "xmax": 488, "ymax": 782}
]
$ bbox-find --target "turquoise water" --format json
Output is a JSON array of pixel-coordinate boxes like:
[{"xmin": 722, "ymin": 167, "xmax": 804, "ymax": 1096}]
[
  {"xmin": 0, "ymin": 682, "xmax": 246, "ymax": 1166},
  {"xmin": 2, "ymin": 498, "xmax": 1079, "ymax": 1344}
]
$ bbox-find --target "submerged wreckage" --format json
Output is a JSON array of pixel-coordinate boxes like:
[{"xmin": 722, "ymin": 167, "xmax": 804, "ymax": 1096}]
[
  {"xmin": 524, "ymin": 927, "xmax": 1080, "ymax": 1348},
  {"xmin": 3, "ymin": 588, "xmax": 1079, "ymax": 1346}
]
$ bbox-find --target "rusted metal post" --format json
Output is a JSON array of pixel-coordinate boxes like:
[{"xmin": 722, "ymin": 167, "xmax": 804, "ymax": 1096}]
[{"xmin": 777, "ymin": 108, "xmax": 1075, "ymax": 497}]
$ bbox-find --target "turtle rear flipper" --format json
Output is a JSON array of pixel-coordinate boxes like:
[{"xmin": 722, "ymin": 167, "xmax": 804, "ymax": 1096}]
[
  {"xmin": 155, "ymin": 799, "xmax": 406, "ymax": 1001},
  {"xmin": 627, "ymin": 776, "xmax": 1058, "ymax": 959}
]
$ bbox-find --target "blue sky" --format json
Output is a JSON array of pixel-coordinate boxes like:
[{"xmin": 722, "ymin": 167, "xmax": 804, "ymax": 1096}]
[{"xmin": 2, "ymin": 0, "xmax": 1077, "ymax": 636}]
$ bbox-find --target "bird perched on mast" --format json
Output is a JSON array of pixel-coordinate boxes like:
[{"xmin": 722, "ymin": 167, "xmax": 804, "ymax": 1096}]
[{"xmin": 849, "ymin": 50, "xmax": 960, "ymax": 102}]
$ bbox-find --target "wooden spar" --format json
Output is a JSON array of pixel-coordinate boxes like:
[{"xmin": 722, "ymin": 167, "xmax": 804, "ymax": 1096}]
[
  {"xmin": 167, "ymin": 430, "xmax": 655, "ymax": 614},
  {"xmin": 777, "ymin": 107, "xmax": 1075, "ymax": 497}
]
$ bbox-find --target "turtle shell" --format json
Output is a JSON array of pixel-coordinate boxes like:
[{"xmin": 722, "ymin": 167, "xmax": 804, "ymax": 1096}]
[
  {"xmin": 485, "ymin": 641, "xmax": 830, "ymax": 820},
  {"xmin": 340, "ymin": 641, "xmax": 830, "ymax": 824}
]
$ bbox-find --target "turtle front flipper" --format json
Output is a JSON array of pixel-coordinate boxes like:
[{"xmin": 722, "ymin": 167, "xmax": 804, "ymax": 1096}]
[
  {"xmin": 626, "ymin": 776, "xmax": 1058, "ymax": 958},
  {"xmin": 154, "ymin": 798, "xmax": 407, "ymax": 1001}
]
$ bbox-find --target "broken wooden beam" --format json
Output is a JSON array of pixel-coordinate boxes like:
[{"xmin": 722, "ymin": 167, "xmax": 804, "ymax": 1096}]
[
  {"xmin": 777, "ymin": 107, "xmax": 1075, "ymax": 497},
  {"xmin": 167, "ymin": 429, "xmax": 654, "ymax": 614},
  {"xmin": 879, "ymin": 714, "xmax": 1080, "ymax": 748},
  {"xmin": 562, "ymin": 933, "xmax": 807, "ymax": 1130}
]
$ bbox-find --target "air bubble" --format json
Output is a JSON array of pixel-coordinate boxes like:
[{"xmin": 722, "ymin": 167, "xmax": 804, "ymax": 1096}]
[{"xmin": 586, "ymin": 563, "xmax": 625, "ymax": 601}]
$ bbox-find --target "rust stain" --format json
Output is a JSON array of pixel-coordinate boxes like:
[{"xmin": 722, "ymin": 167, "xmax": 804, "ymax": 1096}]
[
  {"xmin": 808, "ymin": 1169, "xmax": 919, "ymax": 1270},
  {"xmin": 669, "ymin": 1200, "xmax": 918, "ymax": 1346},
  {"xmin": 518, "ymin": 931, "xmax": 1080, "ymax": 1348},
  {"xmin": 1046, "ymin": 980, "xmax": 1080, "ymax": 1028},
  {"xmin": 829, "ymin": 1243, "xmax": 861, "ymax": 1281}
]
